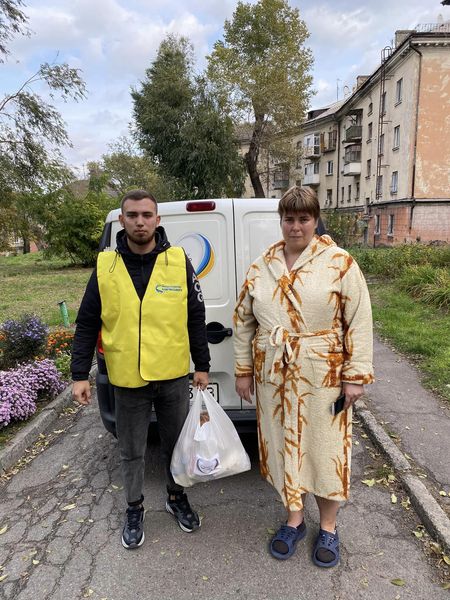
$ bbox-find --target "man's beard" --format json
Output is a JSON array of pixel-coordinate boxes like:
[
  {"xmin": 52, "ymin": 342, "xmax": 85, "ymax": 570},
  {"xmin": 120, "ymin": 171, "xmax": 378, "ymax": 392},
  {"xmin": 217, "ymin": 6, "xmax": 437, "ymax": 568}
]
[{"xmin": 128, "ymin": 231, "xmax": 156, "ymax": 246}]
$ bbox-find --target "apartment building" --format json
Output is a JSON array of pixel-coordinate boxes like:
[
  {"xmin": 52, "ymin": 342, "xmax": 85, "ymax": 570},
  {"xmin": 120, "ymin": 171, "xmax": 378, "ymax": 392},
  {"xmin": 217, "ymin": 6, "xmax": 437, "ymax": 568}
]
[{"xmin": 264, "ymin": 23, "xmax": 450, "ymax": 246}]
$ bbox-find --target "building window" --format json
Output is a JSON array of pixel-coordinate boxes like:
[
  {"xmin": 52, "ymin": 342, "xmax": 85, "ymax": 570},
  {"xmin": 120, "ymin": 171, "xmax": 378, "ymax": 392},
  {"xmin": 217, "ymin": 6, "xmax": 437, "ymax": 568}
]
[
  {"xmin": 326, "ymin": 189, "xmax": 332, "ymax": 206},
  {"xmin": 395, "ymin": 78, "xmax": 403, "ymax": 104},
  {"xmin": 347, "ymin": 185, "xmax": 352, "ymax": 202},
  {"xmin": 368, "ymin": 102, "xmax": 373, "ymax": 116},
  {"xmin": 366, "ymin": 159, "xmax": 372, "ymax": 178},
  {"xmin": 327, "ymin": 130, "xmax": 337, "ymax": 150},
  {"xmin": 393, "ymin": 125, "xmax": 400, "ymax": 149},
  {"xmin": 388, "ymin": 214, "xmax": 394, "ymax": 236},
  {"xmin": 367, "ymin": 122, "xmax": 372, "ymax": 141},
  {"xmin": 381, "ymin": 91, "xmax": 386, "ymax": 115},
  {"xmin": 326, "ymin": 160, "xmax": 333, "ymax": 175},
  {"xmin": 391, "ymin": 171, "xmax": 398, "ymax": 194},
  {"xmin": 313, "ymin": 161, "xmax": 319, "ymax": 175},
  {"xmin": 375, "ymin": 214, "xmax": 380, "ymax": 234},
  {"xmin": 376, "ymin": 174, "xmax": 383, "ymax": 197},
  {"xmin": 378, "ymin": 133, "xmax": 385, "ymax": 156},
  {"xmin": 355, "ymin": 181, "xmax": 360, "ymax": 200},
  {"xmin": 341, "ymin": 186, "xmax": 345, "ymax": 204}
]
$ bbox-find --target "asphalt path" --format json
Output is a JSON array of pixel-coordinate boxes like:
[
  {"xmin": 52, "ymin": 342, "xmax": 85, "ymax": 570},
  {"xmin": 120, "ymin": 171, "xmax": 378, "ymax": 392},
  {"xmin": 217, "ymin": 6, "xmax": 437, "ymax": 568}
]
[{"xmin": 0, "ymin": 391, "xmax": 447, "ymax": 600}]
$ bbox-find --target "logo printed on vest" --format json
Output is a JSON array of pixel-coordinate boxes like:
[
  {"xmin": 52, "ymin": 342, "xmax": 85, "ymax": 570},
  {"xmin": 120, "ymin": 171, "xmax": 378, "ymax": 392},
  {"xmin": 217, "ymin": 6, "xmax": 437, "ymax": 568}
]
[{"xmin": 155, "ymin": 284, "xmax": 182, "ymax": 294}]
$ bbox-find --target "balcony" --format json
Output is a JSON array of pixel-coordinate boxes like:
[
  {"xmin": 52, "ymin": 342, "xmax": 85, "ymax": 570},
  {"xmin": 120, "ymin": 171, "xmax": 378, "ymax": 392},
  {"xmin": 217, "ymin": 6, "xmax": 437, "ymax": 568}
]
[
  {"xmin": 304, "ymin": 144, "xmax": 321, "ymax": 158},
  {"xmin": 343, "ymin": 125, "xmax": 362, "ymax": 143},
  {"xmin": 303, "ymin": 173, "xmax": 320, "ymax": 186},
  {"xmin": 343, "ymin": 144, "xmax": 361, "ymax": 176}
]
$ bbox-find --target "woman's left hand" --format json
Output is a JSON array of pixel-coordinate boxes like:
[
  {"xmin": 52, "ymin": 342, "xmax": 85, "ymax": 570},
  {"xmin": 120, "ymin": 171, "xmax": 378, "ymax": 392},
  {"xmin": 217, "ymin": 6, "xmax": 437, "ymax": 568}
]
[{"xmin": 342, "ymin": 382, "xmax": 364, "ymax": 410}]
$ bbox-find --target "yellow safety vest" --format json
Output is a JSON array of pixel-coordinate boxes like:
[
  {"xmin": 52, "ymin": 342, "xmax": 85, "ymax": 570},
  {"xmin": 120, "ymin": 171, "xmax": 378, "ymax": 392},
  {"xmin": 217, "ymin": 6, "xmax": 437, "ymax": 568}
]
[{"xmin": 97, "ymin": 247, "xmax": 189, "ymax": 387}]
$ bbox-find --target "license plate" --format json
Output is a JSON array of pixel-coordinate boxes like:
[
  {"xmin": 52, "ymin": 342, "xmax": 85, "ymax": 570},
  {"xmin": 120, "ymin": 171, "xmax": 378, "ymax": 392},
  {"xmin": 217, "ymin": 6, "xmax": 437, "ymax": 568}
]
[{"xmin": 189, "ymin": 382, "xmax": 219, "ymax": 403}]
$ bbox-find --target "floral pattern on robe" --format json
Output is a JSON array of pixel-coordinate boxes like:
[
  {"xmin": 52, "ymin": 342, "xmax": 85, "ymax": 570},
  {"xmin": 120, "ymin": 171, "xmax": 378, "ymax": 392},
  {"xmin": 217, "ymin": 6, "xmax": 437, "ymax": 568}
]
[{"xmin": 234, "ymin": 235, "xmax": 374, "ymax": 510}]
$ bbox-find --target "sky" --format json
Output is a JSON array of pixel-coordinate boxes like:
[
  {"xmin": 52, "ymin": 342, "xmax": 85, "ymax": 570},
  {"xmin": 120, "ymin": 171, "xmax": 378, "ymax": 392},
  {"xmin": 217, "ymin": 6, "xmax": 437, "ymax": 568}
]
[{"xmin": 3, "ymin": 0, "xmax": 449, "ymax": 175}]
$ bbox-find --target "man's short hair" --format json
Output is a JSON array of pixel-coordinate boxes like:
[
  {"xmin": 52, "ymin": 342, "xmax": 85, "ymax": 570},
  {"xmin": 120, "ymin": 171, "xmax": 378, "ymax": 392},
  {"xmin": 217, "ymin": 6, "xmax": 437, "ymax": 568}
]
[
  {"xmin": 121, "ymin": 189, "xmax": 158, "ymax": 212},
  {"xmin": 278, "ymin": 186, "xmax": 320, "ymax": 221}
]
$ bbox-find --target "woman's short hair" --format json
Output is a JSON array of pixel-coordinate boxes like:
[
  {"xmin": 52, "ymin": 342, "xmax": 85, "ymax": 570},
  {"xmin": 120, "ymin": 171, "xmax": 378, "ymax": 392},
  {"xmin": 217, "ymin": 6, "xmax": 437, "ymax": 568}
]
[{"xmin": 278, "ymin": 186, "xmax": 320, "ymax": 221}]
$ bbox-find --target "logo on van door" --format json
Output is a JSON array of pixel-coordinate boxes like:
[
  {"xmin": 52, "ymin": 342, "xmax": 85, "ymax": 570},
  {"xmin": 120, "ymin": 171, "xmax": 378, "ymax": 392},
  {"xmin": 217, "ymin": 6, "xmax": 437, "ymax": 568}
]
[{"xmin": 176, "ymin": 233, "xmax": 215, "ymax": 279}]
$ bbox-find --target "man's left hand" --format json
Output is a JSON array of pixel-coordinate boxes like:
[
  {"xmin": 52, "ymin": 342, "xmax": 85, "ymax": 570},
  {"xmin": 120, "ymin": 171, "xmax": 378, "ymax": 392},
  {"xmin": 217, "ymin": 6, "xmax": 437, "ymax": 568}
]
[{"xmin": 193, "ymin": 371, "xmax": 209, "ymax": 390}]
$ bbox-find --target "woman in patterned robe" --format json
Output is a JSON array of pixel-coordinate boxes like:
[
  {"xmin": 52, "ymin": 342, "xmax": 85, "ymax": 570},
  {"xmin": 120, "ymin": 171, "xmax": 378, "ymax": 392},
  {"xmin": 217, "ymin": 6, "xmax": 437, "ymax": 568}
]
[{"xmin": 234, "ymin": 186, "xmax": 374, "ymax": 567}]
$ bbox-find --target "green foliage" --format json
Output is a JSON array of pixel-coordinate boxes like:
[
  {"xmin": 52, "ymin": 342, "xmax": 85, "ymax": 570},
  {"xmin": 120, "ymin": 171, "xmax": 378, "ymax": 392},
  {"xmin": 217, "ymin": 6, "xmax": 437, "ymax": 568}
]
[
  {"xmin": 398, "ymin": 266, "xmax": 450, "ymax": 310},
  {"xmin": 370, "ymin": 284, "xmax": 450, "ymax": 401},
  {"xmin": 207, "ymin": 0, "xmax": 314, "ymax": 196},
  {"xmin": 42, "ymin": 187, "xmax": 117, "ymax": 266},
  {"xmin": 0, "ymin": 0, "xmax": 29, "ymax": 61},
  {"xmin": 0, "ymin": 1, "xmax": 86, "ymax": 249},
  {"xmin": 351, "ymin": 245, "xmax": 450, "ymax": 279},
  {"xmin": 132, "ymin": 35, "xmax": 245, "ymax": 198},
  {"xmin": 322, "ymin": 210, "xmax": 364, "ymax": 248},
  {"xmin": 94, "ymin": 136, "xmax": 175, "ymax": 201},
  {"xmin": 53, "ymin": 352, "xmax": 71, "ymax": 381}
]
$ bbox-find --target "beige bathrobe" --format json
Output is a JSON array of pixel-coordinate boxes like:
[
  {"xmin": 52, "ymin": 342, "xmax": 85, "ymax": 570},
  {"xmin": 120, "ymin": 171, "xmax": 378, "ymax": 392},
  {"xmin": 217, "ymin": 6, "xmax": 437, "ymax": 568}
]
[{"xmin": 234, "ymin": 235, "xmax": 374, "ymax": 510}]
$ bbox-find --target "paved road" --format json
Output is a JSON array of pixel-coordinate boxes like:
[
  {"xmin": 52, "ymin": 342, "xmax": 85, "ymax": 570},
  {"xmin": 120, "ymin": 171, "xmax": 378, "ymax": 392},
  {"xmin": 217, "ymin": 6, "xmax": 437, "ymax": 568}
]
[{"xmin": 0, "ymin": 392, "xmax": 447, "ymax": 600}]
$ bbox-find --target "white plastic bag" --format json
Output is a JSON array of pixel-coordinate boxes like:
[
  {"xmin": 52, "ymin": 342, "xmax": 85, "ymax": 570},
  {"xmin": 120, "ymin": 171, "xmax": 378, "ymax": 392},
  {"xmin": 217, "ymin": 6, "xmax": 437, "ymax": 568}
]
[{"xmin": 170, "ymin": 388, "xmax": 251, "ymax": 487}]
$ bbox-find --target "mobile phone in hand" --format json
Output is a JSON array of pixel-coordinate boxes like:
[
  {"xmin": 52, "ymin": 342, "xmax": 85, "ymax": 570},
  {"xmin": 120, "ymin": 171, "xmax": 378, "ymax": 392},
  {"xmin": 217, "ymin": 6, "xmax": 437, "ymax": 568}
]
[{"xmin": 331, "ymin": 393, "xmax": 346, "ymax": 416}]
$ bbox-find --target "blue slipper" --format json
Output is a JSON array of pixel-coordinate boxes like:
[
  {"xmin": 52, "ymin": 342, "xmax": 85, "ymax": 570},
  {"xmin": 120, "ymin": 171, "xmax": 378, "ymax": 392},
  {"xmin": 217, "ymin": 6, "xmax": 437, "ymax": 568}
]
[
  {"xmin": 312, "ymin": 528, "xmax": 340, "ymax": 568},
  {"xmin": 269, "ymin": 521, "xmax": 307, "ymax": 560}
]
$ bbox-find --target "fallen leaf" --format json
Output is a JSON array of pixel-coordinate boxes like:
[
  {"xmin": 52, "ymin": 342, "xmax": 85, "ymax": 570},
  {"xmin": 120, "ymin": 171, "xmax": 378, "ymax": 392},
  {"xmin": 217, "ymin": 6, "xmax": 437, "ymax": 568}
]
[
  {"xmin": 175, "ymin": 551, "xmax": 181, "ymax": 557},
  {"xmin": 443, "ymin": 555, "xmax": 450, "ymax": 566},
  {"xmin": 202, "ymin": 576, "xmax": 209, "ymax": 581},
  {"xmin": 442, "ymin": 583, "xmax": 450, "ymax": 590},
  {"xmin": 430, "ymin": 542, "xmax": 442, "ymax": 555},
  {"xmin": 360, "ymin": 433, "xmax": 368, "ymax": 439},
  {"xmin": 0, "ymin": 574, "xmax": 8, "ymax": 582},
  {"xmin": 152, "ymin": 539, "xmax": 159, "ymax": 544},
  {"xmin": 0, "ymin": 525, "xmax": 8, "ymax": 535},
  {"xmin": 390, "ymin": 579, "xmax": 406, "ymax": 587},
  {"xmin": 266, "ymin": 528, "xmax": 275, "ymax": 534},
  {"xmin": 387, "ymin": 474, "xmax": 396, "ymax": 482},
  {"xmin": 439, "ymin": 490, "xmax": 447, "ymax": 497},
  {"xmin": 32, "ymin": 560, "xmax": 39, "ymax": 565},
  {"xmin": 62, "ymin": 465, "xmax": 69, "ymax": 470},
  {"xmin": 413, "ymin": 530, "xmax": 423, "ymax": 538},
  {"xmin": 83, "ymin": 589, "xmax": 94, "ymax": 598},
  {"xmin": 61, "ymin": 504, "xmax": 76, "ymax": 511},
  {"xmin": 391, "ymin": 493, "xmax": 397, "ymax": 504},
  {"xmin": 361, "ymin": 479, "xmax": 375, "ymax": 487},
  {"xmin": 29, "ymin": 551, "xmax": 37, "ymax": 556}
]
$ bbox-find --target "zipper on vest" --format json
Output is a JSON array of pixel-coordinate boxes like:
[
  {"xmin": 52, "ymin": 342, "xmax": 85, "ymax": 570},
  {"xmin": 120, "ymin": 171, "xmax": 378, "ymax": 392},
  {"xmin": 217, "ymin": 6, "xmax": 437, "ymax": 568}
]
[{"xmin": 138, "ymin": 255, "xmax": 144, "ymax": 372}]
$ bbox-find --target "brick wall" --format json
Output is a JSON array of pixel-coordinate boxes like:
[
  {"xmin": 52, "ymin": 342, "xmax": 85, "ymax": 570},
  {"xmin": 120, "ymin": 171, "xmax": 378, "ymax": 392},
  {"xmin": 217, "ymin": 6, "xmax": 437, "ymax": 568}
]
[{"xmin": 366, "ymin": 202, "xmax": 450, "ymax": 245}]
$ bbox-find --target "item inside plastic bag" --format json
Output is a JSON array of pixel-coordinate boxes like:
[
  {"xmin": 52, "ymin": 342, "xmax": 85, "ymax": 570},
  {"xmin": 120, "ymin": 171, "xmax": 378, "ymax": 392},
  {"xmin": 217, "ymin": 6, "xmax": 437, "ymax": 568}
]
[{"xmin": 170, "ymin": 388, "xmax": 251, "ymax": 487}]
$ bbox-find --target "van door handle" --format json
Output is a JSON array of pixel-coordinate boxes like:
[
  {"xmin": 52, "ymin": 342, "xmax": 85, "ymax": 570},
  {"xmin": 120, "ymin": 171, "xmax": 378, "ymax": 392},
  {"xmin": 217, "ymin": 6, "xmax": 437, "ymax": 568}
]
[{"xmin": 206, "ymin": 322, "xmax": 233, "ymax": 344}]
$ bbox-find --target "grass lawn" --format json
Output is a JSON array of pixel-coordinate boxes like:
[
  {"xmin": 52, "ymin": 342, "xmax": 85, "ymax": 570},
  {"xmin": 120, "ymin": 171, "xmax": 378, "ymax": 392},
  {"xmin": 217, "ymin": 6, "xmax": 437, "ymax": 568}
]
[
  {"xmin": 369, "ymin": 282, "xmax": 450, "ymax": 402},
  {"xmin": 0, "ymin": 252, "xmax": 91, "ymax": 326}
]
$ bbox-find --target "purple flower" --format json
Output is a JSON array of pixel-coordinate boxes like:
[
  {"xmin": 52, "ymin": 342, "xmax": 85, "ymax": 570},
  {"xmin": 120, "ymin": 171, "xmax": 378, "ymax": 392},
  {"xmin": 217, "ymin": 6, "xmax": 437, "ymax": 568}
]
[{"xmin": 0, "ymin": 359, "xmax": 65, "ymax": 427}]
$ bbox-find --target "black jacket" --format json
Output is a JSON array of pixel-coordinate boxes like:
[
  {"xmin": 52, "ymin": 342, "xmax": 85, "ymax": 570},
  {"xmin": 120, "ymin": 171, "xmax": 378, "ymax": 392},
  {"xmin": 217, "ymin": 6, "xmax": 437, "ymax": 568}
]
[{"xmin": 71, "ymin": 226, "xmax": 211, "ymax": 380}]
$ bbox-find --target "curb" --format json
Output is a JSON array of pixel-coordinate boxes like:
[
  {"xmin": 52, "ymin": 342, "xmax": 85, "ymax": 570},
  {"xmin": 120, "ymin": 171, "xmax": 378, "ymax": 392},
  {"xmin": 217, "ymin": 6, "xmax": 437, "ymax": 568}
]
[
  {"xmin": 0, "ymin": 365, "xmax": 98, "ymax": 474},
  {"xmin": 356, "ymin": 400, "xmax": 450, "ymax": 554}
]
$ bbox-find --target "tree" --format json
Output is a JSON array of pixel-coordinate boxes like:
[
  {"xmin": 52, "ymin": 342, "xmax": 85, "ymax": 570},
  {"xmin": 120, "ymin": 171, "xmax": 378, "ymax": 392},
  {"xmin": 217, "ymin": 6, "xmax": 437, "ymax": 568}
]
[
  {"xmin": 99, "ymin": 137, "xmax": 175, "ymax": 201},
  {"xmin": 132, "ymin": 35, "xmax": 245, "ymax": 199},
  {"xmin": 0, "ymin": 0, "xmax": 29, "ymax": 62},
  {"xmin": 207, "ymin": 0, "xmax": 314, "ymax": 197},
  {"xmin": 0, "ymin": 1, "xmax": 86, "ymax": 251}
]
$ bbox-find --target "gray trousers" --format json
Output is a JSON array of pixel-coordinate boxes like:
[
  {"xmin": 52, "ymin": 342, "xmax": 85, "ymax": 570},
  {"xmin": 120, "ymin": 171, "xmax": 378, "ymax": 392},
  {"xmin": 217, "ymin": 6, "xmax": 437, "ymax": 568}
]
[{"xmin": 114, "ymin": 375, "xmax": 190, "ymax": 505}]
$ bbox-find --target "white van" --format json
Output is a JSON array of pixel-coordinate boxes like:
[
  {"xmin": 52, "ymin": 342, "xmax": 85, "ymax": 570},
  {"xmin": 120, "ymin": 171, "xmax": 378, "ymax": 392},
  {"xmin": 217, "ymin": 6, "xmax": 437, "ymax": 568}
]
[{"xmin": 97, "ymin": 198, "xmax": 282, "ymax": 430}]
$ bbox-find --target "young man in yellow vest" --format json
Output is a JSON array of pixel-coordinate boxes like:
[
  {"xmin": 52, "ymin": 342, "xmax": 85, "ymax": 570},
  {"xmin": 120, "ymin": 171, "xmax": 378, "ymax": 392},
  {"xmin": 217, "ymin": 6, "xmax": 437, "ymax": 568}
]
[{"xmin": 71, "ymin": 189, "xmax": 210, "ymax": 549}]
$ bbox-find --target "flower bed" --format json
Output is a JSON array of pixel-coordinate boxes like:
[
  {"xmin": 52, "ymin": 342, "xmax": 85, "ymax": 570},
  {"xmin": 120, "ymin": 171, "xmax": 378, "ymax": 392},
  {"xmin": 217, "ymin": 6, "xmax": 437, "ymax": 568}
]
[{"xmin": 0, "ymin": 315, "xmax": 73, "ymax": 429}]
